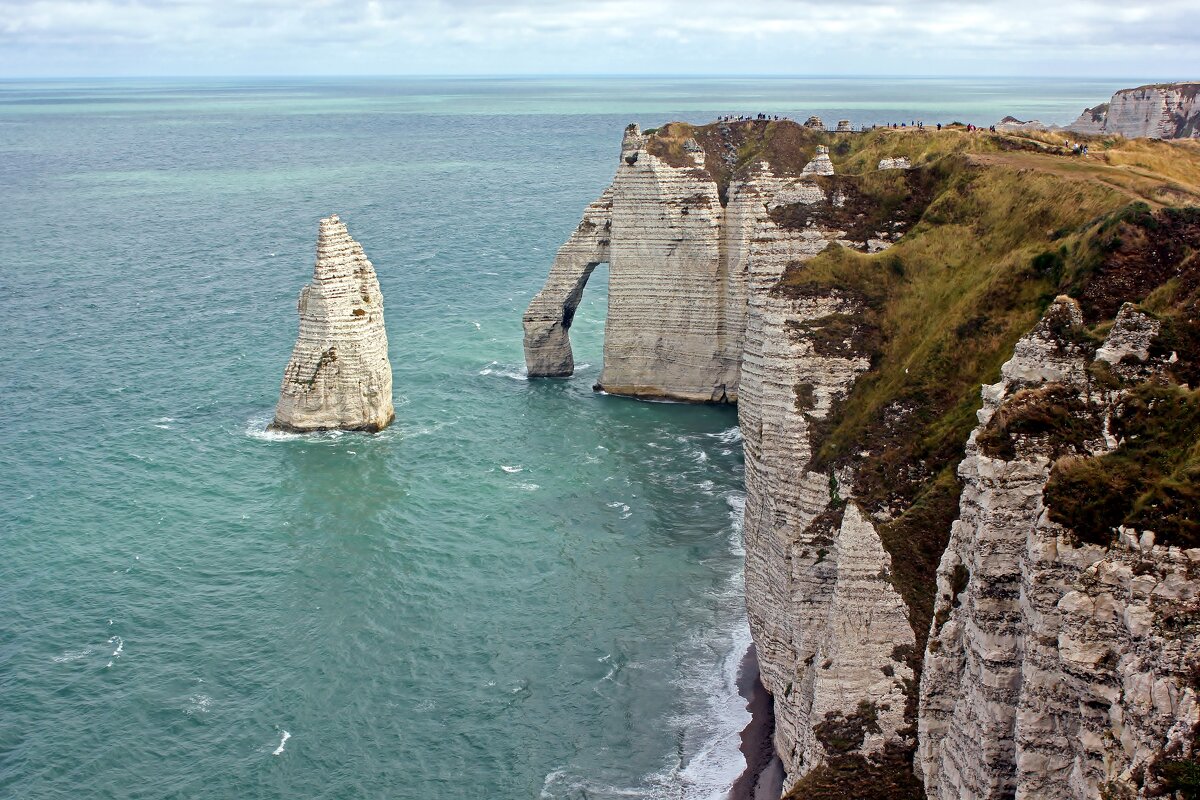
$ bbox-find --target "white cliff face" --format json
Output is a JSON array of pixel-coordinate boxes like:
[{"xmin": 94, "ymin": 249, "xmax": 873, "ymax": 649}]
[
  {"xmin": 523, "ymin": 124, "xmax": 741, "ymax": 400},
  {"xmin": 526, "ymin": 122, "xmax": 933, "ymax": 787},
  {"xmin": 1068, "ymin": 83, "xmax": 1200, "ymax": 139},
  {"xmin": 523, "ymin": 125, "xmax": 893, "ymax": 402},
  {"xmin": 525, "ymin": 121, "xmax": 1200, "ymax": 798},
  {"xmin": 522, "ymin": 189, "xmax": 612, "ymax": 377},
  {"xmin": 599, "ymin": 126, "xmax": 744, "ymax": 401},
  {"xmin": 918, "ymin": 298, "xmax": 1199, "ymax": 800},
  {"xmin": 271, "ymin": 215, "xmax": 394, "ymax": 433}
]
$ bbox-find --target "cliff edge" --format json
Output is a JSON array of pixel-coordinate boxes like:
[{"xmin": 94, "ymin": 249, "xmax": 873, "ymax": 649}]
[
  {"xmin": 525, "ymin": 120, "xmax": 1200, "ymax": 798},
  {"xmin": 1068, "ymin": 83, "xmax": 1200, "ymax": 140}
]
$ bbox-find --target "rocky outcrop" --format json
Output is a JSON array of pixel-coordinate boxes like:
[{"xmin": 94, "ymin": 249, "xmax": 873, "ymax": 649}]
[
  {"xmin": 918, "ymin": 298, "xmax": 1200, "ymax": 800},
  {"xmin": 522, "ymin": 190, "xmax": 612, "ymax": 377},
  {"xmin": 877, "ymin": 157, "xmax": 911, "ymax": 170},
  {"xmin": 526, "ymin": 120, "xmax": 929, "ymax": 786},
  {"xmin": 271, "ymin": 215, "xmax": 394, "ymax": 433},
  {"xmin": 525, "ymin": 121, "xmax": 1200, "ymax": 799},
  {"xmin": 523, "ymin": 124, "xmax": 743, "ymax": 400},
  {"xmin": 522, "ymin": 124, "xmax": 900, "ymax": 402},
  {"xmin": 1068, "ymin": 83, "xmax": 1200, "ymax": 139}
]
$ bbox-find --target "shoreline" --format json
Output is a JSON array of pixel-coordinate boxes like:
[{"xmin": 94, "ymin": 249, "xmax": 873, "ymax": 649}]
[{"xmin": 728, "ymin": 644, "xmax": 784, "ymax": 800}]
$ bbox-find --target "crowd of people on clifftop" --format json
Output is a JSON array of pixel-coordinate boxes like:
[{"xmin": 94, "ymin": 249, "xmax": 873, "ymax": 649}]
[{"xmin": 718, "ymin": 114, "xmax": 792, "ymax": 122}]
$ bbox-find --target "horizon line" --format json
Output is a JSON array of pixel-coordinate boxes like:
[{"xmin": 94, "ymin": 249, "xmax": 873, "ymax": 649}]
[{"xmin": 0, "ymin": 72, "xmax": 1188, "ymax": 82}]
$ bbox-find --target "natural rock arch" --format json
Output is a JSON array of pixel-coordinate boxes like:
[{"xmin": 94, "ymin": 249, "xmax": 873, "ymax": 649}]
[{"xmin": 521, "ymin": 189, "xmax": 612, "ymax": 377}]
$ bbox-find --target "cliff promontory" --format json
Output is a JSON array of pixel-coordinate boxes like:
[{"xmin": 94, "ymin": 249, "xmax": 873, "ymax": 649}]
[
  {"xmin": 525, "ymin": 120, "xmax": 1200, "ymax": 798},
  {"xmin": 1069, "ymin": 83, "xmax": 1200, "ymax": 140},
  {"xmin": 271, "ymin": 214, "xmax": 394, "ymax": 433}
]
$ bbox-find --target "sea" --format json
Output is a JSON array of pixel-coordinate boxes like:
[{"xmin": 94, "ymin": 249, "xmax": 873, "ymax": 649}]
[{"xmin": 0, "ymin": 76, "xmax": 1142, "ymax": 799}]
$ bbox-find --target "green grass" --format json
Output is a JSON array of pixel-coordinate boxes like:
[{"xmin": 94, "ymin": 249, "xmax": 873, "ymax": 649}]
[{"xmin": 1046, "ymin": 385, "xmax": 1200, "ymax": 547}]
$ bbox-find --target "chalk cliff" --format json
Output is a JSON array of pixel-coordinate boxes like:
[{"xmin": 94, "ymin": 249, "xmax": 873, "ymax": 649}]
[
  {"xmin": 918, "ymin": 296, "xmax": 1200, "ymax": 800},
  {"xmin": 1068, "ymin": 83, "xmax": 1200, "ymax": 139},
  {"xmin": 271, "ymin": 215, "xmax": 394, "ymax": 433},
  {"xmin": 525, "ymin": 121, "xmax": 1200, "ymax": 798}
]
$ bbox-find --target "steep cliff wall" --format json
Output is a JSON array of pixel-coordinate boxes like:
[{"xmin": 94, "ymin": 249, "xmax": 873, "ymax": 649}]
[
  {"xmin": 1069, "ymin": 83, "xmax": 1200, "ymax": 140},
  {"xmin": 525, "ymin": 122, "xmax": 1200, "ymax": 798},
  {"xmin": 272, "ymin": 215, "xmax": 394, "ymax": 433},
  {"xmin": 523, "ymin": 125, "xmax": 892, "ymax": 402},
  {"xmin": 918, "ymin": 295, "xmax": 1200, "ymax": 800}
]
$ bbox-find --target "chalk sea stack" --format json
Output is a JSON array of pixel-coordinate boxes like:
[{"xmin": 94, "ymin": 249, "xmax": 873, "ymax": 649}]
[{"xmin": 270, "ymin": 215, "xmax": 394, "ymax": 433}]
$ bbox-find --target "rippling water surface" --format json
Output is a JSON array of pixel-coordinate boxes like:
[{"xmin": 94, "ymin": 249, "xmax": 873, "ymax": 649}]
[{"xmin": 0, "ymin": 76, "xmax": 1127, "ymax": 799}]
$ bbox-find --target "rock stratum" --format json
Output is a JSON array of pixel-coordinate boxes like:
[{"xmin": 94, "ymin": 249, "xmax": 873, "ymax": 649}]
[
  {"xmin": 525, "ymin": 120, "xmax": 1200, "ymax": 798},
  {"xmin": 271, "ymin": 214, "xmax": 394, "ymax": 433},
  {"xmin": 1068, "ymin": 83, "xmax": 1200, "ymax": 140}
]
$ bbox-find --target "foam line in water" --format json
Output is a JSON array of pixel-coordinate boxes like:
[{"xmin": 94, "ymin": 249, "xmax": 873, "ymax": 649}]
[
  {"xmin": 272, "ymin": 730, "xmax": 290, "ymax": 756},
  {"xmin": 540, "ymin": 491, "xmax": 752, "ymax": 800}
]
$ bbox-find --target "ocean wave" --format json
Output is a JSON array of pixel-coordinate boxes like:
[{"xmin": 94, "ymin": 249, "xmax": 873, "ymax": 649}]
[
  {"xmin": 705, "ymin": 427, "xmax": 743, "ymax": 445},
  {"xmin": 184, "ymin": 694, "xmax": 213, "ymax": 716},
  {"xmin": 51, "ymin": 647, "xmax": 94, "ymax": 664},
  {"xmin": 479, "ymin": 361, "xmax": 529, "ymax": 381},
  {"xmin": 541, "ymin": 491, "xmax": 752, "ymax": 800},
  {"xmin": 272, "ymin": 730, "xmax": 291, "ymax": 756},
  {"xmin": 243, "ymin": 413, "xmax": 346, "ymax": 442}
]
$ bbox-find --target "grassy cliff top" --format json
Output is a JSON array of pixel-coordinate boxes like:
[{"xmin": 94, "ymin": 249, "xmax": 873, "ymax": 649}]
[
  {"xmin": 643, "ymin": 118, "xmax": 1200, "ymax": 205},
  {"xmin": 653, "ymin": 115, "xmax": 1200, "ymax": 683}
]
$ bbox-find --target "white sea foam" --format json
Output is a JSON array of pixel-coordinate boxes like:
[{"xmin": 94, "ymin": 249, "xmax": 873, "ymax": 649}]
[
  {"xmin": 515, "ymin": 482, "xmax": 540, "ymax": 491},
  {"xmin": 501, "ymin": 465, "xmax": 524, "ymax": 473},
  {"xmin": 243, "ymin": 413, "xmax": 347, "ymax": 442},
  {"xmin": 108, "ymin": 636, "xmax": 124, "ymax": 658},
  {"xmin": 272, "ymin": 730, "xmax": 291, "ymax": 756},
  {"xmin": 184, "ymin": 694, "xmax": 212, "ymax": 716},
  {"xmin": 706, "ymin": 426, "xmax": 743, "ymax": 445},
  {"xmin": 52, "ymin": 647, "xmax": 94, "ymax": 663},
  {"xmin": 478, "ymin": 361, "xmax": 529, "ymax": 381},
  {"xmin": 541, "ymin": 490, "xmax": 752, "ymax": 800}
]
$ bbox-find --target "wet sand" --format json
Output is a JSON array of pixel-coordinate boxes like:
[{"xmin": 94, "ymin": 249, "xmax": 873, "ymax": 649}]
[{"xmin": 728, "ymin": 645, "xmax": 785, "ymax": 800}]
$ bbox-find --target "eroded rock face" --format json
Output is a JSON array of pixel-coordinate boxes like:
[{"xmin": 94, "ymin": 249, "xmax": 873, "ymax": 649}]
[
  {"xmin": 918, "ymin": 298, "xmax": 1199, "ymax": 800},
  {"xmin": 271, "ymin": 215, "xmax": 394, "ymax": 433},
  {"xmin": 526, "ymin": 122, "xmax": 930, "ymax": 786},
  {"xmin": 1068, "ymin": 83, "xmax": 1200, "ymax": 139},
  {"xmin": 525, "ymin": 121, "xmax": 1200, "ymax": 798},
  {"xmin": 522, "ymin": 189, "xmax": 612, "ymax": 377},
  {"xmin": 522, "ymin": 125, "xmax": 887, "ymax": 402}
]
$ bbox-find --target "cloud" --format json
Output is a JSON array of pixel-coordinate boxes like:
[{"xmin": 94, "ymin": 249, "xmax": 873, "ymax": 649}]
[{"xmin": 0, "ymin": 0, "xmax": 1195, "ymax": 76}]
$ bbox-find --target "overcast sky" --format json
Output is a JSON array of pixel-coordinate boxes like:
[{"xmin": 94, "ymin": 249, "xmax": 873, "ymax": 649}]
[{"xmin": 1, "ymin": 0, "xmax": 1195, "ymax": 77}]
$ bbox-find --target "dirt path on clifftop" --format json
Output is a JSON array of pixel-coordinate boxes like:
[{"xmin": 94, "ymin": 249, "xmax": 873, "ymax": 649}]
[{"xmin": 966, "ymin": 151, "xmax": 1200, "ymax": 207}]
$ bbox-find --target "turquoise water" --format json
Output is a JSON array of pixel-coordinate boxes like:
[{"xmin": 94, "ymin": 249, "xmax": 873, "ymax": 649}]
[{"xmin": 0, "ymin": 77, "xmax": 1134, "ymax": 799}]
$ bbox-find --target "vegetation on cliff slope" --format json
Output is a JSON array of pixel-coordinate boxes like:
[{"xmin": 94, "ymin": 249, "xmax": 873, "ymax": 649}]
[
  {"xmin": 646, "ymin": 123, "xmax": 1200, "ymax": 799},
  {"xmin": 639, "ymin": 120, "xmax": 1200, "ymax": 796}
]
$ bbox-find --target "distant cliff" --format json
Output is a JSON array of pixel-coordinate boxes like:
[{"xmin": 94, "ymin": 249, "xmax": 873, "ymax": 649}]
[
  {"xmin": 1068, "ymin": 83, "xmax": 1200, "ymax": 139},
  {"xmin": 524, "ymin": 120, "xmax": 1200, "ymax": 799}
]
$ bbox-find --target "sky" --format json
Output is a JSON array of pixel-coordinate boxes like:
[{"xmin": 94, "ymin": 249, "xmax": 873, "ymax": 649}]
[{"xmin": 0, "ymin": 0, "xmax": 1197, "ymax": 78}]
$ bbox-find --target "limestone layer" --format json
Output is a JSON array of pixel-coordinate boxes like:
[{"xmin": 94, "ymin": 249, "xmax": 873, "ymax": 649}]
[
  {"xmin": 523, "ymin": 124, "xmax": 889, "ymax": 402},
  {"xmin": 271, "ymin": 215, "xmax": 394, "ymax": 433},
  {"xmin": 526, "ymin": 122, "xmax": 914, "ymax": 786},
  {"xmin": 918, "ymin": 298, "xmax": 1199, "ymax": 800},
  {"xmin": 1068, "ymin": 83, "xmax": 1200, "ymax": 139}
]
